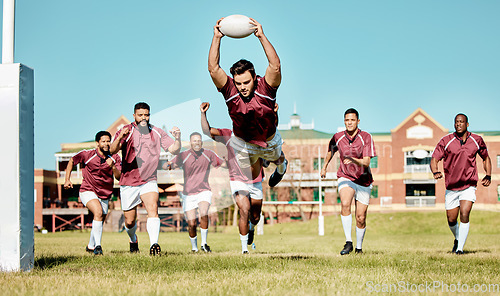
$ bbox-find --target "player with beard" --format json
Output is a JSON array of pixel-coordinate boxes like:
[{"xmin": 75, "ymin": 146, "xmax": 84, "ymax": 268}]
[
  {"xmin": 208, "ymin": 17, "xmax": 287, "ymax": 187},
  {"xmin": 64, "ymin": 131, "xmax": 122, "ymax": 255},
  {"xmin": 167, "ymin": 132, "xmax": 223, "ymax": 253},
  {"xmin": 431, "ymin": 113, "xmax": 491, "ymax": 254},
  {"xmin": 321, "ymin": 108, "xmax": 376, "ymax": 255},
  {"xmin": 110, "ymin": 102, "xmax": 181, "ymax": 255}
]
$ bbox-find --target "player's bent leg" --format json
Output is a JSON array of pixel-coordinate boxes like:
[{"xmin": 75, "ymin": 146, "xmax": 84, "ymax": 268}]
[
  {"xmin": 235, "ymin": 192, "xmax": 251, "ymax": 253},
  {"xmin": 185, "ymin": 209, "xmax": 198, "ymax": 252},
  {"xmin": 456, "ymin": 200, "xmax": 474, "ymax": 254},
  {"xmin": 269, "ymin": 152, "xmax": 288, "ymax": 188},
  {"xmin": 123, "ymin": 208, "xmax": 139, "ymax": 252},
  {"xmin": 140, "ymin": 191, "xmax": 162, "ymax": 255},
  {"xmin": 446, "ymin": 207, "xmax": 460, "ymax": 253},
  {"xmin": 354, "ymin": 200, "xmax": 368, "ymax": 254},
  {"xmin": 198, "ymin": 201, "xmax": 211, "ymax": 253},
  {"xmin": 339, "ymin": 184, "xmax": 355, "ymax": 255},
  {"xmin": 86, "ymin": 199, "xmax": 105, "ymax": 255}
]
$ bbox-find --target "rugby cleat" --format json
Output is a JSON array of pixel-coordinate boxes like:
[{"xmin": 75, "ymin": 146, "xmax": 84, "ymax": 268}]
[
  {"xmin": 85, "ymin": 246, "xmax": 94, "ymax": 254},
  {"xmin": 150, "ymin": 243, "xmax": 162, "ymax": 256},
  {"xmin": 242, "ymin": 250, "xmax": 249, "ymax": 254},
  {"xmin": 130, "ymin": 240, "xmax": 139, "ymax": 253},
  {"xmin": 340, "ymin": 241, "xmax": 353, "ymax": 255},
  {"xmin": 93, "ymin": 245, "xmax": 103, "ymax": 256},
  {"xmin": 247, "ymin": 229, "xmax": 255, "ymax": 245},
  {"xmin": 201, "ymin": 244, "xmax": 212, "ymax": 253},
  {"xmin": 355, "ymin": 248, "xmax": 363, "ymax": 254},
  {"xmin": 452, "ymin": 239, "xmax": 458, "ymax": 253},
  {"xmin": 456, "ymin": 250, "xmax": 464, "ymax": 255},
  {"xmin": 269, "ymin": 159, "xmax": 288, "ymax": 187},
  {"xmin": 192, "ymin": 249, "xmax": 199, "ymax": 253}
]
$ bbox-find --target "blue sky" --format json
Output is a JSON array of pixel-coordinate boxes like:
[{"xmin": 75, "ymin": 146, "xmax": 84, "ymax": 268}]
[{"xmin": 1, "ymin": 0, "xmax": 499, "ymax": 169}]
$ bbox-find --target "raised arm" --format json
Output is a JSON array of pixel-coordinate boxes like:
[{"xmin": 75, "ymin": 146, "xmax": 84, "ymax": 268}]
[
  {"xmin": 208, "ymin": 18, "xmax": 228, "ymax": 89},
  {"xmin": 110, "ymin": 127, "xmax": 129, "ymax": 154},
  {"xmin": 200, "ymin": 102, "xmax": 222, "ymax": 139},
  {"xmin": 167, "ymin": 127, "xmax": 182, "ymax": 155},
  {"xmin": 481, "ymin": 155, "xmax": 492, "ymax": 186},
  {"xmin": 63, "ymin": 158, "xmax": 75, "ymax": 189},
  {"xmin": 320, "ymin": 151, "xmax": 334, "ymax": 178},
  {"xmin": 250, "ymin": 18, "xmax": 281, "ymax": 88},
  {"xmin": 106, "ymin": 157, "xmax": 121, "ymax": 180}
]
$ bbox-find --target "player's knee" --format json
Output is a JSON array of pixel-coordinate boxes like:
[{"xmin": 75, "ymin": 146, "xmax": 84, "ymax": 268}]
[
  {"xmin": 356, "ymin": 214, "xmax": 366, "ymax": 224},
  {"xmin": 459, "ymin": 214, "xmax": 470, "ymax": 223},
  {"xmin": 125, "ymin": 220, "xmax": 136, "ymax": 229}
]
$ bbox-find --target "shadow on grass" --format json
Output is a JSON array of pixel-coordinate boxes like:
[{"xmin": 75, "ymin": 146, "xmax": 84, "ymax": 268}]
[
  {"xmin": 109, "ymin": 250, "xmax": 186, "ymax": 256},
  {"xmin": 35, "ymin": 256, "xmax": 79, "ymax": 270},
  {"xmin": 269, "ymin": 255, "xmax": 313, "ymax": 260}
]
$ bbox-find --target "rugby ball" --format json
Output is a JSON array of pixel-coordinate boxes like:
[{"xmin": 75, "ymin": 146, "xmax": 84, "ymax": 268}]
[{"xmin": 219, "ymin": 15, "xmax": 254, "ymax": 38}]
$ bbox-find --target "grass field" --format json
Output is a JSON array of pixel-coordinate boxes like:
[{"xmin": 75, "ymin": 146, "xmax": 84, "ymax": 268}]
[{"xmin": 2, "ymin": 210, "xmax": 500, "ymax": 295}]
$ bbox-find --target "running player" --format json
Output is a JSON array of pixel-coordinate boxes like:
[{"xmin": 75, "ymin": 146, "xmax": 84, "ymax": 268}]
[
  {"xmin": 200, "ymin": 102, "xmax": 264, "ymax": 254},
  {"xmin": 64, "ymin": 131, "xmax": 121, "ymax": 255},
  {"xmin": 321, "ymin": 108, "xmax": 376, "ymax": 255},
  {"xmin": 168, "ymin": 132, "xmax": 224, "ymax": 253},
  {"xmin": 208, "ymin": 17, "xmax": 287, "ymax": 187},
  {"xmin": 110, "ymin": 102, "xmax": 181, "ymax": 255},
  {"xmin": 430, "ymin": 113, "xmax": 491, "ymax": 254}
]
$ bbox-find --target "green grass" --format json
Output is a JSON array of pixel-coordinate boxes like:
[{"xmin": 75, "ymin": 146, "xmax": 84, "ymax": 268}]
[{"xmin": 2, "ymin": 210, "xmax": 500, "ymax": 295}]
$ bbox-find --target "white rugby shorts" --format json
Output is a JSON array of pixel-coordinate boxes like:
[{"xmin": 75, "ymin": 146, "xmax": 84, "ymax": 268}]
[
  {"xmin": 182, "ymin": 190, "xmax": 212, "ymax": 212},
  {"xmin": 230, "ymin": 181, "xmax": 263, "ymax": 200},
  {"xmin": 445, "ymin": 186, "xmax": 476, "ymax": 210},
  {"xmin": 229, "ymin": 131, "xmax": 283, "ymax": 169},
  {"xmin": 338, "ymin": 177, "xmax": 372, "ymax": 206},
  {"xmin": 120, "ymin": 180, "xmax": 159, "ymax": 211},
  {"xmin": 80, "ymin": 191, "xmax": 109, "ymax": 214}
]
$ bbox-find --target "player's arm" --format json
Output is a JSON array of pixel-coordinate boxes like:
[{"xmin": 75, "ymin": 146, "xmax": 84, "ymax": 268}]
[
  {"xmin": 167, "ymin": 127, "xmax": 182, "ymax": 155},
  {"xmin": 110, "ymin": 127, "xmax": 129, "ymax": 154},
  {"xmin": 430, "ymin": 157, "xmax": 443, "ymax": 179},
  {"xmin": 63, "ymin": 158, "xmax": 74, "ymax": 189},
  {"xmin": 208, "ymin": 18, "xmax": 228, "ymax": 89},
  {"xmin": 481, "ymin": 155, "xmax": 492, "ymax": 186},
  {"xmin": 200, "ymin": 102, "xmax": 222, "ymax": 139},
  {"xmin": 320, "ymin": 151, "xmax": 334, "ymax": 178},
  {"xmin": 106, "ymin": 158, "xmax": 121, "ymax": 180},
  {"xmin": 250, "ymin": 18, "xmax": 281, "ymax": 88}
]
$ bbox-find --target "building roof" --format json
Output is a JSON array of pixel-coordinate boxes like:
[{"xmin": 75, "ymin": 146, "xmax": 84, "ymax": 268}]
[{"xmin": 279, "ymin": 128, "xmax": 332, "ymax": 140}]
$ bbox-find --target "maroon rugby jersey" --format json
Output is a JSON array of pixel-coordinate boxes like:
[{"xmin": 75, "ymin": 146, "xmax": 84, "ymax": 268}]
[
  {"xmin": 432, "ymin": 132, "xmax": 489, "ymax": 191},
  {"xmin": 114, "ymin": 122, "xmax": 174, "ymax": 186},
  {"xmin": 214, "ymin": 128, "xmax": 264, "ymax": 183},
  {"xmin": 72, "ymin": 149, "xmax": 121, "ymax": 199},
  {"xmin": 328, "ymin": 130, "xmax": 376, "ymax": 187},
  {"xmin": 218, "ymin": 75, "xmax": 278, "ymax": 147},
  {"xmin": 170, "ymin": 148, "xmax": 223, "ymax": 195}
]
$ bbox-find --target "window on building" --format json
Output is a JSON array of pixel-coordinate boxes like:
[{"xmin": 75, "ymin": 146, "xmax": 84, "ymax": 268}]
[
  {"xmin": 313, "ymin": 188, "xmax": 324, "ymax": 201},
  {"xmin": 313, "ymin": 158, "xmax": 324, "ymax": 171},
  {"xmin": 371, "ymin": 185, "xmax": 378, "ymax": 198},
  {"xmin": 370, "ymin": 157, "xmax": 378, "ymax": 169},
  {"xmin": 289, "ymin": 188, "xmax": 298, "ymax": 201},
  {"xmin": 497, "ymin": 155, "xmax": 500, "ymax": 168},
  {"xmin": 43, "ymin": 186, "xmax": 51, "ymax": 198},
  {"xmin": 269, "ymin": 188, "xmax": 277, "ymax": 201},
  {"xmin": 405, "ymin": 184, "xmax": 435, "ymax": 197},
  {"xmin": 497, "ymin": 185, "xmax": 500, "ymax": 202},
  {"xmin": 404, "ymin": 151, "xmax": 432, "ymax": 173},
  {"xmin": 290, "ymin": 159, "xmax": 302, "ymax": 172}
]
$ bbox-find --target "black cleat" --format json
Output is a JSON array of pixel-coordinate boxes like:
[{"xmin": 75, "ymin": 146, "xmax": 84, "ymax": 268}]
[
  {"xmin": 269, "ymin": 159, "xmax": 288, "ymax": 187},
  {"xmin": 247, "ymin": 229, "xmax": 255, "ymax": 245},
  {"xmin": 340, "ymin": 241, "xmax": 353, "ymax": 255},
  {"xmin": 242, "ymin": 250, "xmax": 249, "ymax": 254},
  {"xmin": 355, "ymin": 248, "xmax": 363, "ymax": 254},
  {"xmin": 150, "ymin": 243, "xmax": 162, "ymax": 256},
  {"xmin": 262, "ymin": 159, "xmax": 270, "ymax": 168},
  {"xmin": 130, "ymin": 240, "xmax": 139, "ymax": 253},
  {"xmin": 191, "ymin": 249, "xmax": 199, "ymax": 253},
  {"xmin": 201, "ymin": 244, "xmax": 212, "ymax": 253},
  {"xmin": 452, "ymin": 239, "xmax": 458, "ymax": 253},
  {"xmin": 456, "ymin": 250, "xmax": 464, "ymax": 255},
  {"xmin": 85, "ymin": 246, "xmax": 94, "ymax": 254},
  {"xmin": 93, "ymin": 245, "xmax": 103, "ymax": 256}
]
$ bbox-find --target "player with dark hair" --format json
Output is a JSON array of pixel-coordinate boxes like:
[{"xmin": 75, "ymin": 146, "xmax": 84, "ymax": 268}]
[
  {"xmin": 208, "ymin": 17, "xmax": 287, "ymax": 187},
  {"xmin": 168, "ymin": 131, "xmax": 224, "ymax": 252},
  {"xmin": 110, "ymin": 102, "xmax": 181, "ymax": 255},
  {"xmin": 321, "ymin": 108, "xmax": 376, "ymax": 255},
  {"xmin": 430, "ymin": 113, "xmax": 491, "ymax": 254},
  {"xmin": 64, "ymin": 131, "xmax": 121, "ymax": 255}
]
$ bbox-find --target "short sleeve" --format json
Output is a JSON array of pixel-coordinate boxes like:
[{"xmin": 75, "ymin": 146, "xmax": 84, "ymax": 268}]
[
  {"xmin": 328, "ymin": 135, "xmax": 338, "ymax": 154},
  {"xmin": 170, "ymin": 153, "xmax": 183, "ymax": 169},
  {"xmin": 476, "ymin": 136, "xmax": 489, "ymax": 160},
  {"xmin": 113, "ymin": 154, "xmax": 122, "ymax": 172},
  {"xmin": 260, "ymin": 76, "xmax": 278, "ymax": 99},
  {"xmin": 209, "ymin": 150, "xmax": 224, "ymax": 168},
  {"xmin": 218, "ymin": 76, "xmax": 237, "ymax": 100},
  {"xmin": 362, "ymin": 133, "xmax": 376, "ymax": 158},
  {"xmin": 432, "ymin": 138, "xmax": 446, "ymax": 160},
  {"xmin": 71, "ymin": 150, "xmax": 88, "ymax": 165},
  {"xmin": 159, "ymin": 128, "xmax": 174, "ymax": 152},
  {"xmin": 214, "ymin": 128, "xmax": 232, "ymax": 144}
]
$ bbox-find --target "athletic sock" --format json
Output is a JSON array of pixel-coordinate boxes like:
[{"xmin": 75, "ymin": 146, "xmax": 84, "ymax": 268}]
[
  {"xmin": 92, "ymin": 220, "xmax": 103, "ymax": 247},
  {"xmin": 240, "ymin": 234, "xmax": 249, "ymax": 252},
  {"xmin": 249, "ymin": 221, "xmax": 255, "ymax": 231},
  {"xmin": 88, "ymin": 227, "xmax": 96, "ymax": 249},
  {"xmin": 125, "ymin": 223, "xmax": 137, "ymax": 243},
  {"xmin": 457, "ymin": 222, "xmax": 470, "ymax": 252},
  {"xmin": 201, "ymin": 228, "xmax": 208, "ymax": 245},
  {"xmin": 190, "ymin": 236, "xmax": 198, "ymax": 251},
  {"xmin": 277, "ymin": 160, "xmax": 287, "ymax": 174},
  {"xmin": 448, "ymin": 221, "xmax": 459, "ymax": 239},
  {"xmin": 355, "ymin": 226, "xmax": 366, "ymax": 249},
  {"xmin": 147, "ymin": 217, "xmax": 161, "ymax": 246},
  {"xmin": 341, "ymin": 214, "xmax": 353, "ymax": 242}
]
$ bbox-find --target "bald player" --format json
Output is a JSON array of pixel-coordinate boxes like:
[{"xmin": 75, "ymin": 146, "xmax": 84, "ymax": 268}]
[
  {"xmin": 321, "ymin": 108, "xmax": 376, "ymax": 255},
  {"xmin": 110, "ymin": 102, "xmax": 181, "ymax": 256},
  {"xmin": 64, "ymin": 131, "xmax": 121, "ymax": 255},
  {"xmin": 208, "ymin": 17, "xmax": 287, "ymax": 187},
  {"xmin": 431, "ymin": 113, "xmax": 491, "ymax": 254}
]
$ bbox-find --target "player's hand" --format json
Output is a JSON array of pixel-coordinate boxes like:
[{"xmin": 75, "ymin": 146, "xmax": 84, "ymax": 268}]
[
  {"xmin": 249, "ymin": 18, "xmax": 264, "ymax": 38},
  {"xmin": 63, "ymin": 180, "xmax": 73, "ymax": 190},
  {"xmin": 163, "ymin": 161, "xmax": 172, "ymax": 170},
  {"xmin": 481, "ymin": 175, "xmax": 491, "ymax": 187},
  {"xmin": 343, "ymin": 157, "xmax": 353, "ymax": 165},
  {"xmin": 170, "ymin": 126, "xmax": 181, "ymax": 140},
  {"xmin": 433, "ymin": 172, "xmax": 443, "ymax": 180},
  {"xmin": 119, "ymin": 127, "xmax": 130, "ymax": 139},
  {"xmin": 320, "ymin": 168, "xmax": 326, "ymax": 178},
  {"xmin": 274, "ymin": 103, "xmax": 279, "ymax": 113},
  {"xmin": 200, "ymin": 102, "xmax": 210, "ymax": 113},
  {"xmin": 214, "ymin": 18, "xmax": 224, "ymax": 38},
  {"xmin": 105, "ymin": 157, "xmax": 114, "ymax": 168}
]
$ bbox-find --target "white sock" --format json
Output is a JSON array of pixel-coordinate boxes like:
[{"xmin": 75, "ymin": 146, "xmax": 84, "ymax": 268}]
[
  {"xmin": 190, "ymin": 236, "xmax": 198, "ymax": 251},
  {"xmin": 201, "ymin": 228, "xmax": 208, "ymax": 245},
  {"xmin": 147, "ymin": 217, "xmax": 161, "ymax": 246},
  {"xmin": 125, "ymin": 223, "xmax": 137, "ymax": 243},
  {"xmin": 457, "ymin": 222, "xmax": 470, "ymax": 252},
  {"xmin": 341, "ymin": 214, "xmax": 352, "ymax": 242},
  {"xmin": 277, "ymin": 159, "xmax": 287, "ymax": 174},
  {"xmin": 449, "ymin": 223, "xmax": 459, "ymax": 240},
  {"xmin": 92, "ymin": 220, "xmax": 103, "ymax": 247},
  {"xmin": 240, "ymin": 234, "xmax": 249, "ymax": 253},
  {"xmin": 88, "ymin": 227, "xmax": 95, "ymax": 249},
  {"xmin": 249, "ymin": 221, "xmax": 255, "ymax": 231},
  {"xmin": 355, "ymin": 227, "xmax": 366, "ymax": 249}
]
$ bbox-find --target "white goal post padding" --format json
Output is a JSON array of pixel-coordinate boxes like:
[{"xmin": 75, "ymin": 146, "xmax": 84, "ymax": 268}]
[{"xmin": 0, "ymin": 63, "xmax": 34, "ymax": 272}]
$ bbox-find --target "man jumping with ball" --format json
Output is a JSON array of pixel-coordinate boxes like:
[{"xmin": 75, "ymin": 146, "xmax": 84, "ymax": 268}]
[{"xmin": 208, "ymin": 17, "xmax": 287, "ymax": 187}]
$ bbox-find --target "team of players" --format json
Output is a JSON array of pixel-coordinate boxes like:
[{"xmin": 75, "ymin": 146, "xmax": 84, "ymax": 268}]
[{"xmin": 64, "ymin": 19, "xmax": 491, "ymax": 256}]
